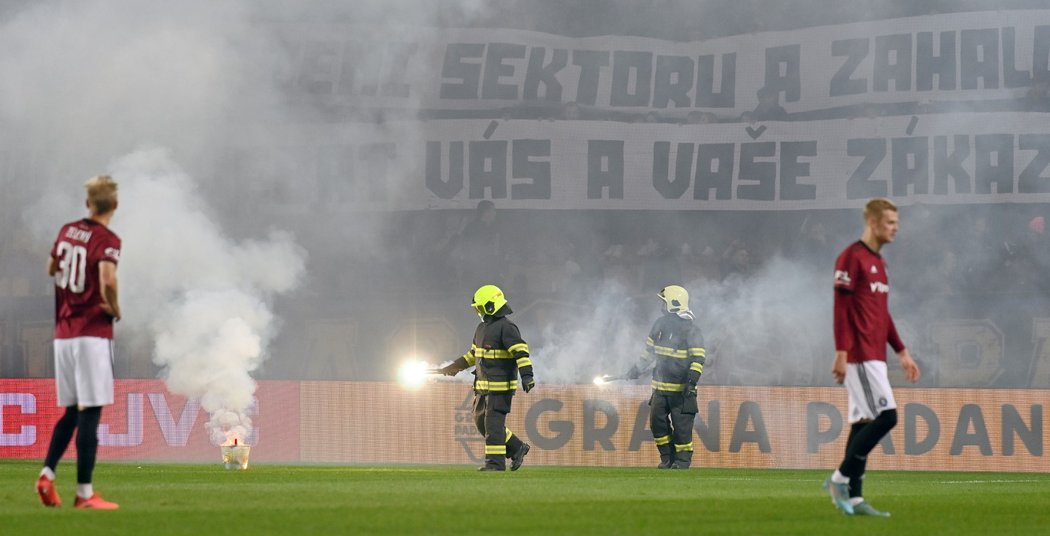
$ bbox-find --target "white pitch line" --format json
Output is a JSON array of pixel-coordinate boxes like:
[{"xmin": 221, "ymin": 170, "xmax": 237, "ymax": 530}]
[
  {"xmin": 939, "ymin": 480, "xmax": 1046, "ymax": 484},
  {"xmin": 697, "ymin": 477, "xmax": 1049, "ymax": 484}
]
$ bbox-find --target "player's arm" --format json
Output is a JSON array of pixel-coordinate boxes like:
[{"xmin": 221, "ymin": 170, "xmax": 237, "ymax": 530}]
[
  {"xmin": 832, "ymin": 291, "xmax": 852, "ymax": 384},
  {"xmin": 887, "ymin": 316, "xmax": 920, "ymax": 383},
  {"xmin": 503, "ymin": 323, "xmax": 534, "ymax": 392},
  {"xmin": 832, "ymin": 254, "xmax": 856, "ymax": 384},
  {"xmin": 48, "ymin": 239, "xmax": 59, "ymax": 276},
  {"xmin": 99, "ymin": 260, "xmax": 121, "ymax": 320}
]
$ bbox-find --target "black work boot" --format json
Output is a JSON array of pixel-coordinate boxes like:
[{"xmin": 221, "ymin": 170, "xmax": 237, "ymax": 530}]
[
  {"xmin": 657, "ymin": 444, "xmax": 674, "ymax": 469},
  {"xmin": 672, "ymin": 448, "xmax": 692, "ymax": 469},
  {"xmin": 479, "ymin": 454, "xmax": 506, "ymax": 471},
  {"xmin": 510, "ymin": 443, "xmax": 530, "ymax": 471}
]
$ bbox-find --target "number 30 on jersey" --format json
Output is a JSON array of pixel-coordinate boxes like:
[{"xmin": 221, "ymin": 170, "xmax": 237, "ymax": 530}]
[{"xmin": 55, "ymin": 241, "xmax": 88, "ymax": 293}]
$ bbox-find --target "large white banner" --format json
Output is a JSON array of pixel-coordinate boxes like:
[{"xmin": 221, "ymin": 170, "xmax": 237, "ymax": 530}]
[
  {"xmin": 229, "ymin": 112, "xmax": 1050, "ymax": 211},
  {"xmin": 271, "ymin": 11, "xmax": 1050, "ymax": 116}
]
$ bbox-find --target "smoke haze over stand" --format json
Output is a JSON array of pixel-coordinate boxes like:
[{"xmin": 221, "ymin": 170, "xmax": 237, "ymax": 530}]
[
  {"xmin": 0, "ymin": 0, "xmax": 1046, "ymax": 407},
  {"xmin": 0, "ymin": 0, "xmax": 507, "ymax": 439},
  {"xmin": 0, "ymin": 1, "xmax": 314, "ymax": 444}
]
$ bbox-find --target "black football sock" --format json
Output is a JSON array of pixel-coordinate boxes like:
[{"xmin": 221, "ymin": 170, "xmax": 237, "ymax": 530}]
[
  {"xmin": 43, "ymin": 406, "xmax": 79, "ymax": 472},
  {"xmin": 843, "ymin": 422, "xmax": 867, "ymax": 498},
  {"xmin": 839, "ymin": 409, "xmax": 897, "ymax": 481},
  {"xmin": 75, "ymin": 407, "xmax": 103, "ymax": 485}
]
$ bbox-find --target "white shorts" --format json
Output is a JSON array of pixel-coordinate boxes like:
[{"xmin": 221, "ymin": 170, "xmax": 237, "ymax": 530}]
[
  {"xmin": 844, "ymin": 360, "xmax": 896, "ymax": 424},
  {"xmin": 54, "ymin": 337, "xmax": 115, "ymax": 407}
]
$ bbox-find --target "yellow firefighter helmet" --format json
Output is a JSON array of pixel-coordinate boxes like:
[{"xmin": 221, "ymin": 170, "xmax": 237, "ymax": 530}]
[
  {"xmin": 658, "ymin": 285, "xmax": 689, "ymax": 313},
  {"xmin": 472, "ymin": 284, "xmax": 508, "ymax": 317}
]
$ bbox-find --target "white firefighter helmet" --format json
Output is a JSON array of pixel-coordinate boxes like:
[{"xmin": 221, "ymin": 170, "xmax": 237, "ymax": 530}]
[{"xmin": 658, "ymin": 285, "xmax": 689, "ymax": 313}]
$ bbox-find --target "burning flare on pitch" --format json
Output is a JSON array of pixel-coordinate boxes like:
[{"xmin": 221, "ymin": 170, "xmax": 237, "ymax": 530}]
[
  {"xmin": 397, "ymin": 358, "xmax": 437, "ymax": 390},
  {"xmin": 220, "ymin": 434, "xmax": 251, "ymax": 470}
]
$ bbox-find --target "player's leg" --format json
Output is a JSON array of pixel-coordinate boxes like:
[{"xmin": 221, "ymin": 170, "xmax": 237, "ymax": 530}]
[
  {"xmin": 38, "ymin": 406, "xmax": 77, "ymax": 507},
  {"xmin": 825, "ymin": 363, "xmax": 869, "ymax": 514},
  {"xmin": 71, "ymin": 337, "xmax": 118, "ymax": 509},
  {"xmin": 838, "ymin": 409, "xmax": 897, "ymax": 491},
  {"xmin": 480, "ymin": 393, "xmax": 512, "ymax": 470},
  {"xmin": 649, "ymin": 394, "xmax": 673, "ymax": 468},
  {"xmin": 843, "ymin": 411, "xmax": 895, "ymax": 517},
  {"xmin": 669, "ymin": 394, "xmax": 695, "ymax": 469},
  {"xmin": 37, "ymin": 339, "xmax": 79, "ymax": 507},
  {"xmin": 839, "ymin": 361, "xmax": 898, "ymax": 482},
  {"xmin": 43, "ymin": 406, "xmax": 78, "ymax": 473},
  {"xmin": 829, "ymin": 361, "xmax": 897, "ymax": 516},
  {"xmin": 74, "ymin": 406, "xmax": 102, "ymax": 498},
  {"xmin": 843, "ymin": 421, "xmax": 867, "ymax": 499}
]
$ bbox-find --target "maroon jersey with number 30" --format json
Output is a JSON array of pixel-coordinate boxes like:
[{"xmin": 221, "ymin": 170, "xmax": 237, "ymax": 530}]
[
  {"xmin": 833, "ymin": 240, "xmax": 904, "ymax": 363},
  {"xmin": 50, "ymin": 218, "xmax": 121, "ymax": 339}
]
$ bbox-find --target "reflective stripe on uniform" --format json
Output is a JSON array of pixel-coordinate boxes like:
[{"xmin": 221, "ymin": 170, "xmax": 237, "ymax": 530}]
[
  {"xmin": 516, "ymin": 357, "xmax": 533, "ymax": 368},
  {"xmin": 652, "ymin": 380, "xmax": 685, "ymax": 392},
  {"xmin": 485, "ymin": 445, "xmax": 507, "ymax": 455},
  {"xmin": 675, "ymin": 442, "xmax": 694, "ymax": 452},
  {"xmin": 505, "ymin": 428, "xmax": 513, "ymax": 442},
  {"xmin": 654, "ymin": 435, "xmax": 671, "ymax": 446},
  {"xmin": 689, "ymin": 362, "xmax": 704, "ymax": 373},
  {"xmin": 688, "ymin": 347, "xmax": 706, "ymax": 358},
  {"xmin": 464, "ymin": 344, "xmax": 478, "ymax": 366},
  {"xmin": 508, "ymin": 343, "xmax": 529, "ymax": 355},
  {"xmin": 475, "ymin": 380, "xmax": 519, "ymax": 391},
  {"xmin": 653, "ymin": 345, "xmax": 688, "ymax": 358},
  {"xmin": 474, "ymin": 348, "xmax": 514, "ymax": 359}
]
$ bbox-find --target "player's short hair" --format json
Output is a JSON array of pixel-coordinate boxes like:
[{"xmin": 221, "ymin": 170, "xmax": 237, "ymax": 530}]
[
  {"xmin": 85, "ymin": 175, "xmax": 118, "ymax": 215},
  {"xmin": 864, "ymin": 197, "xmax": 897, "ymax": 221}
]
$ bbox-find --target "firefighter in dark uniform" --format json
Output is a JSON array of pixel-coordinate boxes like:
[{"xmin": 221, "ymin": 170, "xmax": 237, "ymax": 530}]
[
  {"xmin": 440, "ymin": 284, "xmax": 535, "ymax": 471},
  {"xmin": 626, "ymin": 285, "xmax": 706, "ymax": 469}
]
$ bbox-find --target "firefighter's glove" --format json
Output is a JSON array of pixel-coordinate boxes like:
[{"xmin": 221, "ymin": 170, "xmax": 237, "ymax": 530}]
[
  {"xmin": 439, "ymin": 363, "xmax": 461, "ymax": 377},
  {"xmin": 521, "ymin": 375, "xmax": 536, "ymax": 393},
  {"xmin": 682, "ymin": 386, "xmax": 699, "ymax": 414}
]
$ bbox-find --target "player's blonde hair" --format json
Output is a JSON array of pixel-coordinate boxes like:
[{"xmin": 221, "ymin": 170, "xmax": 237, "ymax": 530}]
[
  {"xmin": 864, "ymin": 197, "xmax": 897, "ymax": 221},
  {"xmin": 85, "ymin": 175, "xmax": 118, "ymax": 215}
]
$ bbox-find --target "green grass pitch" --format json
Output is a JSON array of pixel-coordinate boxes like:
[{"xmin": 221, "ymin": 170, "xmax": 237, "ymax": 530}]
[{"xmin": 2, "ymin": 460, "xmax": 1048, "ymax": 535}]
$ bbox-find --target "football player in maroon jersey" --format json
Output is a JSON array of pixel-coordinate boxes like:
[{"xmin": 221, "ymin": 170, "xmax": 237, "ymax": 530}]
[
  {"xmin": 36, "ymin": 175, "xmax": 122, "ymax": 510},
  {"xmin": 823, "ymin": 197, "xmax": 920, "ymax": 517}
]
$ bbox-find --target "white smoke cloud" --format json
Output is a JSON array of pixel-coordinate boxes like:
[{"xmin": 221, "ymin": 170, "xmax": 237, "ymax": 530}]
[
  {"xmin": 688, "ymin": 256, "xmax": 831, "ymax": 386},
  {"xmin": 0, "ymin": 0, "xmax": 311, "ymax": 446},
  {"xmin": 532, "ymin": 278, "xmax": 649, "ymax": 384},
  {"xmin": 110, "ymin": 147, "xmax": 306, "ymax": 445},
  {"xmin": 524, "ymin": 255, "xmax": 832, "ymax": 388}
]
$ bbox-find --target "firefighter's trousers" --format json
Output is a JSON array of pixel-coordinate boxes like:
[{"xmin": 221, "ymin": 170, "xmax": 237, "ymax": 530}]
[
  {"xmin": 473, "ymin": 392, "xmax": 525, "ymax": 470},
  {"xmin": 650, "ymin": 391, "xmax": 695, "ymax": 468}
]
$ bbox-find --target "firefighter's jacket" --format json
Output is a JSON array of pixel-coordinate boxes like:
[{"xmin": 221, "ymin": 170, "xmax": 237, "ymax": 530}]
[
  {"xmin": 454, "ymin": 307, "xmax": 533, "ymax": 393},
  {"xmin": 632, "ymin": 312, "xmax": 706, "ymax": 393}
]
